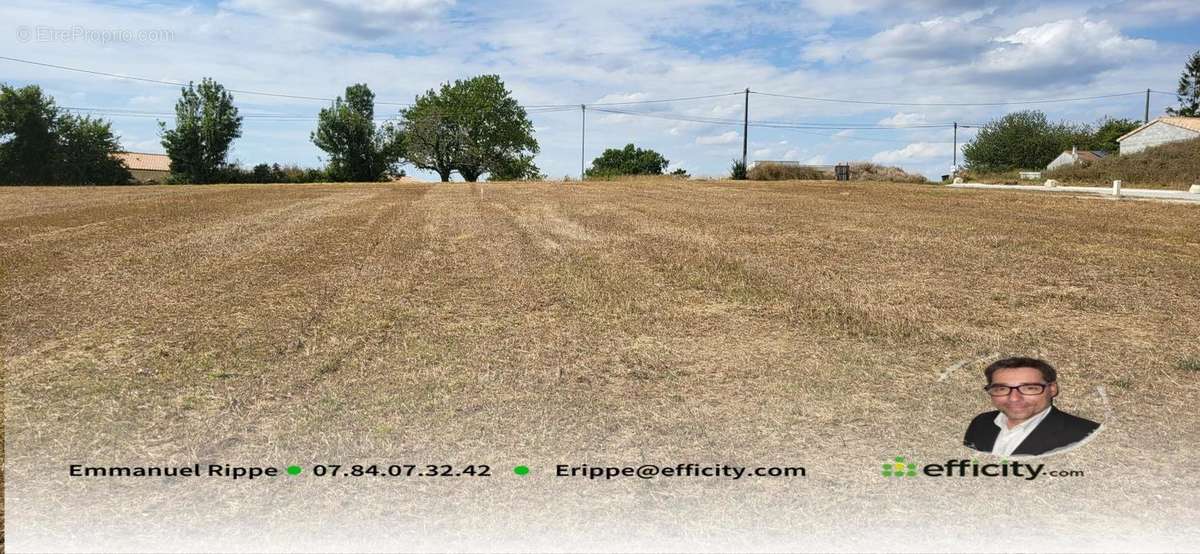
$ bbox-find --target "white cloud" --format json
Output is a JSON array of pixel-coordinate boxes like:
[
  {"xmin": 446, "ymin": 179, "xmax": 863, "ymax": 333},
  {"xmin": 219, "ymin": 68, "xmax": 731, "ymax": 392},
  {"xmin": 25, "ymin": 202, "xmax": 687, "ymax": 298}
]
[
  {"xmin": 1088, "ymin": 1, "xmax": 1200, "ymax": 27},
  {"xmin": 862, "ymin": 14, "xmax": 996, "ymax": 62},
  {"xmin": 878, "ymin": 112, "xmax": 927, "ymax": 126},
  {"xmin": 968, "ymin": 18, "xmax": 1156, "ymax": 86},
  {"xmin": 220, "ymin": 0, "xmax": 453, "ymax": 38},
  {"xmin": 594, "ymin": 92, "xmax": 649, "ymax": 104},
  {"xmin": 696, "ymin": 131, "xmax": 740, "ymax": 145},
  {"xmin": 871, "ymin": 142, "xmax": 945, "ymax": 164}
]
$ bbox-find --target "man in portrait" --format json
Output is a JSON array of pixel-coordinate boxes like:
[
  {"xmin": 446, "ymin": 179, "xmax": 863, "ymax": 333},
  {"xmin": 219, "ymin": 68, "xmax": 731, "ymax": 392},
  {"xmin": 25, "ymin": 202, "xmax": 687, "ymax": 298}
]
[{"xmin": 964, "ymin": 357, "xmax": 1101, "ymax": 456}]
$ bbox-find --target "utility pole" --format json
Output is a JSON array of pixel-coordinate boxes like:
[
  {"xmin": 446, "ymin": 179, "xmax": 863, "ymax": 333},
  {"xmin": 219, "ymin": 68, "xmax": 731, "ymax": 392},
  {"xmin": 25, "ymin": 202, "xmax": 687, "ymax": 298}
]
[
  {"xmin": 1144, "ymin": 88, "xmax": 1150, "ymax": 124},
  {"xmin": 580, "ymin": 104, "xmax": 586, "ymax": 181},
  {"xmin": 952, "ymin": 122, "xmax": 958, "ymax": 175},
  {"xmin": 742, "ymin": 88, "xmax": 750, "ymax": 169}
]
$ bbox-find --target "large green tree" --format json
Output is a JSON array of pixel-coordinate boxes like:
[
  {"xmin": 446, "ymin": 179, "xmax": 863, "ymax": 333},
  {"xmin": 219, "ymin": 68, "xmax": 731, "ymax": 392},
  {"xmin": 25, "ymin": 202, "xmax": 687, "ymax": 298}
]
[
  {"xmin": 400, "ymin": 90, "xmax": 459, "ymax": 182},
  {"xmin": 55, "ymin": 114, "xmax": 132, "ymax": 185},
  {"xmin": 0, "ymin": 84, "xmax": 58, "ymax": 184},
  {"xmin": 586, "ymin": 144, "xmax": 670, "ymax": 178},
  {"xmin": 159, "ymin": 78, "xmax": 242, "ymax": 184},
  {"xmin": 400, "ymin": 75, "xmax": 540, "ymax": 182},
  {"xmin": 0, "ymin": 84, "xmax": 130, "ymax": 185},
  {"xmin": 487, "ymin": 153, "xmax": 544, "ymax": 181},
  {"xmin": 1090, "ymin": 117, "xmax": 1140, "ymax": 154},
  {"xmin": 311, "ymin": 83, "xmax": 403, "ymax": 181},
  {"xmin": 962, "ymin": 110, "xmax": 1091, "ymax": 172},
  {"xmin": 1166, "ymin": 50, "xmax": 1200, "ymax": 117}
]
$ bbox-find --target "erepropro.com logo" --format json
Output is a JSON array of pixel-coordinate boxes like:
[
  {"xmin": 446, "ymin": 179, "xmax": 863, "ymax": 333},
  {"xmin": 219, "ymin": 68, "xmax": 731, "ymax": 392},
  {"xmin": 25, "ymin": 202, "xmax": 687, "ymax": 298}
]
[{"xmin": 880, "ymin": 456, "xmax": 1084, "ymax": 480}]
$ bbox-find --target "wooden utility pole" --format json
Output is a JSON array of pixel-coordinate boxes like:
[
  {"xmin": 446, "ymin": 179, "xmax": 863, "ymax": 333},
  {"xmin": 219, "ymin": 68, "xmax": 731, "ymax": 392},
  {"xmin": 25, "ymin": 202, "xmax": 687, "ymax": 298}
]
[
  {"xmin": 580, "ymin": 104, "xmax": 586, "ymax": 181},
  {"xmin": 742, "ymin": 88, "xmax": 749, "ymax": 169},
  {"xmin": 1144, "ymin": 88, "xmax": 1150, "ymax": 124},
  {"xmin": 953, "ymin": 122, "xmax": 958, "ymax": 174}
]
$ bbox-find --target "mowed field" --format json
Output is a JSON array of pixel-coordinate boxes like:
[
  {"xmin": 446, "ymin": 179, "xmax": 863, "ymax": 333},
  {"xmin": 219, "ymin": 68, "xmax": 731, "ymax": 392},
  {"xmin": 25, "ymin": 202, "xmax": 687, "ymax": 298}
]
[{"xmin": 3, "ymin": 179, "xmax": 1200, "ymax": 551}]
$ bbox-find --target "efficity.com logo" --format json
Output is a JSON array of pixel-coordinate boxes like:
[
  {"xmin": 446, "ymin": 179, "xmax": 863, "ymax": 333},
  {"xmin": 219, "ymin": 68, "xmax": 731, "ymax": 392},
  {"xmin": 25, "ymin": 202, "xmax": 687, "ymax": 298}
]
[{"xmin": 880, "ymin": 456, "xmax": 1084, "ymax": 480}]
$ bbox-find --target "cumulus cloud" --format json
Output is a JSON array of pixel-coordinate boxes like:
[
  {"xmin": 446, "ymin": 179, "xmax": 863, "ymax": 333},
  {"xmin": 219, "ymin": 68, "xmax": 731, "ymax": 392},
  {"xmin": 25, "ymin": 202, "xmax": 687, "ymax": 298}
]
[
  {"xmin": 967, "ymin": 18, "xmax": 1156, "ymax": 86},
  {"xmin": 800, "ymin": 0, "xmax": 991, "ymax": 17},
  {"xmin": 221, "ymin": 0, "xmax": 453, "ymax": 38},
  {"xmin": 862, "ymin": 14, "xmax": 996, "ymax": 62},
  {"xmin": 871, "ymin": 142, "xmax": 945, "ymax": 164},
  {"xmin": 878, "ymin": 112, "xmax": 927, "ymax": 126},
  {"xmin": 1088, "ymin": 1, "xmax": 1200, "ymax": 27},
  {"xmin": 696, "ymin": 131, "xmax": 740, "ymax": 145}
]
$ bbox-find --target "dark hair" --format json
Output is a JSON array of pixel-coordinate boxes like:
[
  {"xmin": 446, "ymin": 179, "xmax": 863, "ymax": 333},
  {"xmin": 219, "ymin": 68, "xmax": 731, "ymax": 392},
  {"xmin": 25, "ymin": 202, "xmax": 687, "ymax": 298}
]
[{"xmin": 984, "ymin": 357, "xmax": 1057, "ymax": 384}]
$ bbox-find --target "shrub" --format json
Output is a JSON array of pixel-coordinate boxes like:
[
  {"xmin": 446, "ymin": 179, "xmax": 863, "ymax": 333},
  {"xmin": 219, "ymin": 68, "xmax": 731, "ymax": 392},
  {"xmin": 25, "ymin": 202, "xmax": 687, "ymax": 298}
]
[
  {"xmin": 748, "ymin": 163, "xmax": 829, "ymax": 180},
  {"xmin": 586, "ymin": 144, "xmax": 669, "ymax": 178},
  {"xmin": 1044, "ymin": 137, "xmax": 1200, "ymax": 189},
  {"xmin": 730, "ymin": 159, "xmax": 747, "ymax": 180},
  {"xmin": 192, "ymin": 163, "xmax": 329, "ymax": 184},
  {"xmin": 847, "ymin": 162, "xmax": 927, "ymax": 183}
]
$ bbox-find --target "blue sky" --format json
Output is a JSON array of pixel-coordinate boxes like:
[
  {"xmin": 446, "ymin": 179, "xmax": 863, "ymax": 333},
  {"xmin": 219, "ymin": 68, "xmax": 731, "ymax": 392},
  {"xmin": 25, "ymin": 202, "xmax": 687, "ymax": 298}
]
[{"xmin": 2, "ymin": 0, "xmax": 1197, "ymax": 180}]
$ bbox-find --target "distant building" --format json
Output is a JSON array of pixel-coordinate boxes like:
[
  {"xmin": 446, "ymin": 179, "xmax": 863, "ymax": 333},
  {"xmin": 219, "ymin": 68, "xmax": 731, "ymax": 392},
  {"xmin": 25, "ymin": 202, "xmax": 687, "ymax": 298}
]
[
  {"xmin": 1116, "ymin": 117, "xmax": 1200, "ymax": 155},
  {"xmin": 1046, "ymin": 146, "xmax": 1107, "ymax": 170},
  {"xmin": 112, "ymin": 152, "xmax": 171, "ymax": 183}
]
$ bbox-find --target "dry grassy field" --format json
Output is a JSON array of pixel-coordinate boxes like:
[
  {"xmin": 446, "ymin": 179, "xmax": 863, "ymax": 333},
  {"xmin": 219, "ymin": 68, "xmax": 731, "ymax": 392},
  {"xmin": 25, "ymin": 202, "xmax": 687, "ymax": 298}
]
[{"xmin": 3, "ymin": 179, "xmax": 1200, "ymax": 551}]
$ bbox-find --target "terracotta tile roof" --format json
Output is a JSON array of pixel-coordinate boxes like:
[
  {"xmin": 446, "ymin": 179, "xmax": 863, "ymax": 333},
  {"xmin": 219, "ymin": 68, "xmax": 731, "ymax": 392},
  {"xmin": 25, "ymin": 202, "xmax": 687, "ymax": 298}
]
[
  {"xmin": 113, "ymin": 151, "xmax": 171, "ymax": 172},
  {"xmin": 1161, "ymin": 116, "xmax": 1200, "ymax": 133}
]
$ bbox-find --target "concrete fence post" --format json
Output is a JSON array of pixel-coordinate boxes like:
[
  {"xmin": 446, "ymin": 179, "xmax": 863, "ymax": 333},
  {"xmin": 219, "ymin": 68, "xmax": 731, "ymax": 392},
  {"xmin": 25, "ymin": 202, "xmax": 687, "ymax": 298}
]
[{"xmin": 1113, "ymin": 180, "xmax": 1122, "ymax": 197}]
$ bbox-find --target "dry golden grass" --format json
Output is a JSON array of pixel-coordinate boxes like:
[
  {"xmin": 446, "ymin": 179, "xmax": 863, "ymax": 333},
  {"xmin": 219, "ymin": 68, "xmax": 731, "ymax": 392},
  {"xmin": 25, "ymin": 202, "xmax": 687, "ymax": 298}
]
[{"xmin": 3, "ymin": 179, "xmax": 1199, "ymax": 550}]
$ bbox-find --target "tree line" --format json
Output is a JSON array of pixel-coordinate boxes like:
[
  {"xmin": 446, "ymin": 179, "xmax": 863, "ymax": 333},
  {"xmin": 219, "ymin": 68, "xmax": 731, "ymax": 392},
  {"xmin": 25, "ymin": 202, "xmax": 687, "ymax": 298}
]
[
  {"xmin": 164, "ymin": 74, "xmax": 544, "ymax": 184},
  {"xmin": 0, "ymin": 74, "xmax": 545, "ymax": 185},
  {"xmin": 3, "ymin": 50, "xmax": 1198, "ymax": 185}
]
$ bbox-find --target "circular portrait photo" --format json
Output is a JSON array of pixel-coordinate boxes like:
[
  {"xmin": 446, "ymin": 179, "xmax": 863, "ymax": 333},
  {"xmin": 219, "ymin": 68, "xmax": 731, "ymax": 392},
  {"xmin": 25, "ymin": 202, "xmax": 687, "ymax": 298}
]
[{"xmin": 963, "ymin": 356, "xmax": 1103, "ymax": 457}]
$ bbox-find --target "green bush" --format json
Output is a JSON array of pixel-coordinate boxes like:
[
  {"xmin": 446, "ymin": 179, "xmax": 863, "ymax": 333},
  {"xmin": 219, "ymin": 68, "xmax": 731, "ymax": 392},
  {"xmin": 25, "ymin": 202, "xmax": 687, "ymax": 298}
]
[
  {"xmin": 586, "ymin": 144, "xmax": 669, "ymax": 178},
  {"xmin": 730, "ymin": 159, "xmax": 748, "ymax": 180}
]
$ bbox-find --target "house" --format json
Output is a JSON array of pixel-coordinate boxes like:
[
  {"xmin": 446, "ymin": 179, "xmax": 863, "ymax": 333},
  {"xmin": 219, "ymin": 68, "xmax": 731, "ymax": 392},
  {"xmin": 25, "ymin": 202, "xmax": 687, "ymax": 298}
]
[
  {"xmin": 1116, "ymin": 116, "xmax": 1200, "ymax": 155},
  {"xmin": 112, "ymin": 151, "xmax": 171, "ymax": 183},
  {"xmin": 1046, "ymin": 146, "xmax": 1107, "ymax": 170}
]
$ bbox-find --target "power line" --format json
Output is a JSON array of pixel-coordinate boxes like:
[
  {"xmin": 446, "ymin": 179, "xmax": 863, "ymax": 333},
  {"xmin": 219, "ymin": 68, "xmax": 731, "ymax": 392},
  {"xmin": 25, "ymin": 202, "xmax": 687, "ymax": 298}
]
[
  {"xmin": 590, "ymin": 92, "xmax": 744, "ymax": 106},
  {"xmin": 1, "ymin": 55, "xmax": 351, "ymax": 103},
  {"xmin": 751, "ymin": 89, "xmax": 1148, "ymax": 107},
  {"xmin": 58, "ymin": 105, "xmax": 579, "ymax": 121},
  {"xmin": 589, "ymin": 108, "xmax": 957, "ymax": 144},
  {"xmin": 590, "ymin": 107, "xmax": 965, "ymax": 130},
  {"xmin": 0, "ymin": 55, "xmax": 744, "ymax": 109}
]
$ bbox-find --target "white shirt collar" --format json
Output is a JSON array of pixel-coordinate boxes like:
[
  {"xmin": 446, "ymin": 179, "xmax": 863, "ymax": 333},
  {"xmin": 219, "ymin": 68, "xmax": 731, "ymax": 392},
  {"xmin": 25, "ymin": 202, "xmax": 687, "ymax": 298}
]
[{"xmin": 991, "ymin": 404, "xmax": 1054, "ymax": 457}]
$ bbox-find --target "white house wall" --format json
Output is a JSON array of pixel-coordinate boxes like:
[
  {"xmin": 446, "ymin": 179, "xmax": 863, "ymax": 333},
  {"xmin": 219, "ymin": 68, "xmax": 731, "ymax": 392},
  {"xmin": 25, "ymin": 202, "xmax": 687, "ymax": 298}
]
[
  {"xmin": 1046, "ymin": 152, "xmax": 1075, "ymax": 170},
  {"xmin": 1119, "ymin": 122, "xmax": 1200, "ymax": 155}
]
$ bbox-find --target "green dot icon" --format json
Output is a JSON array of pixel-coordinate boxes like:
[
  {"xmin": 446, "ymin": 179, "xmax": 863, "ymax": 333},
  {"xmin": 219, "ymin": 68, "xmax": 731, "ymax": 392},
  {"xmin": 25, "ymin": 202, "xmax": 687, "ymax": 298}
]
[
  {"xmin": 513, "ymin": 465, "xmax": 530, "ymax": 475},
  {"xmin": 287, "ymin": 465, "xmax": 303, "ymax": 475}
]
